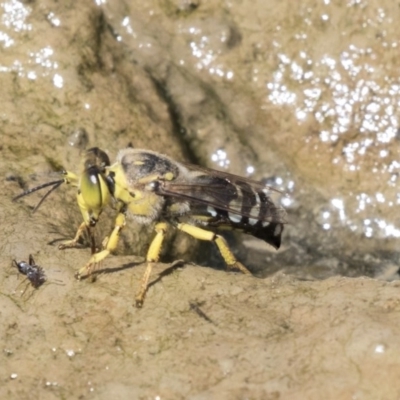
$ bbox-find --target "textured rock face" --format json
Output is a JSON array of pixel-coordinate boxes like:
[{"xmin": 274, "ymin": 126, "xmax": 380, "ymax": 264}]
[
  {"xmin": 1, "ymin": 0, "xmax": 400, "ymax": 398},
  {"xmin": 2, "ymin": 0, "xmax": 400, "ymax": 274}
]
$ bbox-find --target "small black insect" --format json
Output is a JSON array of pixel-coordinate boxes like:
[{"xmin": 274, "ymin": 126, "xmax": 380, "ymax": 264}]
[{"xmin": 12, "ymin": 255, "xmax": 46, "ymax": 289}]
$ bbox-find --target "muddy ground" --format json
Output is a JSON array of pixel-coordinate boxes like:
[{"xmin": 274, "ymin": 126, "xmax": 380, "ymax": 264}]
[
  {"xmin": 2, "ymin": 0, "xmax": 400, "ymax": 399},
  {"xmin": 3, "ymin": 252, "xmax": 400, "ymax": 399}
]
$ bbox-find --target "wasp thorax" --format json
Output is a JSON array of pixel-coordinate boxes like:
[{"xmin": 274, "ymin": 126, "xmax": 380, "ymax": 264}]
[{"xmin": 117, "ymin": 149, "xmax": 180, "ymax": 184}]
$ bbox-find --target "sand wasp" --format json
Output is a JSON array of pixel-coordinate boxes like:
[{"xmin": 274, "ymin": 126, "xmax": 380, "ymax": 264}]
[{"xmin": 13, "ymin": 147, "xmax": 287, "ymax": 307}]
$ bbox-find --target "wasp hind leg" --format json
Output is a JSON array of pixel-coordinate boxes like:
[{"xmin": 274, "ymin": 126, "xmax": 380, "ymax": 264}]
[
  {"xmin": 135, "ymin": 222, "xmax": 168, "ymax": 308},
  {"xmin": 176, "ymin": 223, "xmax": 252, "ymax": 275}
]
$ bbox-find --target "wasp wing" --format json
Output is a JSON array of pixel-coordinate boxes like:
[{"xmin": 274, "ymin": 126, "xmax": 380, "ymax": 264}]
[
  {"xmin": 157, "ymin": 169, "xmax": 287, "ymax": 224},
  {"xmin": 181, "ymin": 162, "xmax": 285, "ymax": 195}
]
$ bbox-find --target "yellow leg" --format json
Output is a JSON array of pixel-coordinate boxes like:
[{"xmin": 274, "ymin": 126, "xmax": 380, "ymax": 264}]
[
  {"xmin": 135, "ymin": 222, "xmax": 168, "ymax": 307},
  {"xmin": 75, "ymin": 212, "xmax": 126, "ymax": 278},
  {"xmin": 58, "ymin": 180, "xmax": 99, "ymax": 254},
  {"xmin": 63, "ymin": 171, "xmax": 79, "ymax": 185},
  {"xmin": 101, "ymin": 235, "xmax": 109, "ymax": 249},
  {"xmin": 58, "ymin": 222, "xmax": 90, "ymax": 250},
  {"xmin": 177, "ymin": 223, "xmax": 251, "ymax": 275}
]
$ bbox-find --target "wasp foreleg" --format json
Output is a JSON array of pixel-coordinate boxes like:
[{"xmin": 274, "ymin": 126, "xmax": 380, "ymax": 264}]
[
  {"xmin": 75, "ymin": 212, "xmax": 126, "ymax": 279},
  {"xmin": 58, "ymin": 221, "xmax": 94, "ymax": 251},
  {"xmin": 58, "ymin": 170, "xmax": 98, "ymax": 253}
]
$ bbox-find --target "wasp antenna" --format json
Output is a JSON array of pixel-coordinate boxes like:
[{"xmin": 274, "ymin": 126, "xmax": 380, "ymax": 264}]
[
  {"xmin": 32, "ymin": 180, "xmax": 64, "ymax": 213},
  {"xmin": 12, "ymin": 179, "xmax": 65, "ymax": 202}
]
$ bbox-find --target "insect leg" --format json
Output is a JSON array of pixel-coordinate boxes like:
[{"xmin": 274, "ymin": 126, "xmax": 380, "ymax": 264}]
[
  {"xmin": 28, "ymin": 254, "xmax": 35, "ymax": 265},
  {"xmin": 136, "ymin": 222, "xmax": 168, "ymax": 308},
  {"xmin": 58, "ymin": 176, "xmax": 102, "ymax": 253},
  {"xmin": 58, "ymin": 221, "xmax": 89, "ymax": 250},
  {"xmin": 75, "ymin": 212, "xmax": 126, "ymax": 278},
  {"xmin": 176, "ymin": 223, "xmax": 251, "ymax": 275}
]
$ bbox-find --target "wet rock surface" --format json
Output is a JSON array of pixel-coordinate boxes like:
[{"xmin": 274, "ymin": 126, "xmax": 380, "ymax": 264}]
[{"xmin": 1, "ymin": 0, "xmax": 400, "ymax": 398}]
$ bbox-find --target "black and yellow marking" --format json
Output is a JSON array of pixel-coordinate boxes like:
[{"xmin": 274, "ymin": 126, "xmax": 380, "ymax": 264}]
[
  {"xmin": 13, "ymin": 148, "xmax": 113, "ymax": 255},
  {"xmin": 13, "ymin": 147, "xmax": 286, "ymax": 308},
  {"xmin": 58, "ymin": 149, "xmax": 113, "ymax": 254}
]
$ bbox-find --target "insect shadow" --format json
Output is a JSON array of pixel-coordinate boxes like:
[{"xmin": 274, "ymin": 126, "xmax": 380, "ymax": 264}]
[
  {"xmin": 189, "ymin": 300, "xmax": 216, "ymax": 325},
  {"xmin": 146, "ymin": 259, "xmax": 187, "ymax": 291},
  {"xmin": 77, "ymin": 260, "xmax": 144, "ymax": 282}
]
